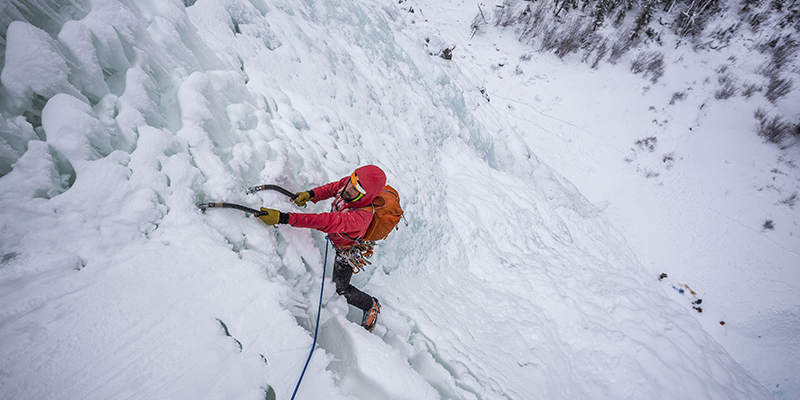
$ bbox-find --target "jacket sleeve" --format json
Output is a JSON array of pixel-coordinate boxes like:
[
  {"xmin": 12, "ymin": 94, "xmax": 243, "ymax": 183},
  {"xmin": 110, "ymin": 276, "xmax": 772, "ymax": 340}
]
[
  {"xmin": 310, "ymin": 177, "xmax": 348, "ymax": 202},
  {"xmin": 287, "ymin": 208, "xmax": 373, "ymax": 238}
]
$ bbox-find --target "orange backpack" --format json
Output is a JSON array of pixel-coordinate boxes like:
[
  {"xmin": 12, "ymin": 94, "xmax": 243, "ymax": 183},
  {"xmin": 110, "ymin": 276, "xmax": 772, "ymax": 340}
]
[{"xmin": 361, "ymin": 185, "xmax": 403, "ymax": 241}]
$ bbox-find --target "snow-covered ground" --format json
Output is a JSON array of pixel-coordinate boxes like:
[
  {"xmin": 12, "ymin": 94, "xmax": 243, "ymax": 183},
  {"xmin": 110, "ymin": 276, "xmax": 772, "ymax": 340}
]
[
  {"xmin": 0, "ymin": 0, "xmax": 795, "ymax": 399},
  {"xmin": 403, "ymin": 0, "xmax": 800, "ymax": 397}
]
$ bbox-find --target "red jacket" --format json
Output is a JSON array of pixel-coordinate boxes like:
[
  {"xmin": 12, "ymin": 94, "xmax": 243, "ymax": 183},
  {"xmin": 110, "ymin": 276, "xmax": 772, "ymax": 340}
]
[{"xmin": 287, "ymin": 165, "xmax": 386, "ymax": 247}]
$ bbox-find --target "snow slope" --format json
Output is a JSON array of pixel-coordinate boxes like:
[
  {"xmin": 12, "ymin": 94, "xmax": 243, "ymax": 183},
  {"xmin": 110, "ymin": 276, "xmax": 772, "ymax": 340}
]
[
  {"xmin": 391, "ymin": 0, "xmax": 799, "ymax": 397},
  {"xmin": 0, "ymin": 0, "xmax": 783, "ymax": 398}
]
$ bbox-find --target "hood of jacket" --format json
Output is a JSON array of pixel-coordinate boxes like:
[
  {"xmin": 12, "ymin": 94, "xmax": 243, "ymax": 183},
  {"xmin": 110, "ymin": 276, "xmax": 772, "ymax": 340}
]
[{"xmin": 346, "ymin": 164, "xmax": 386, "ymax": 208}]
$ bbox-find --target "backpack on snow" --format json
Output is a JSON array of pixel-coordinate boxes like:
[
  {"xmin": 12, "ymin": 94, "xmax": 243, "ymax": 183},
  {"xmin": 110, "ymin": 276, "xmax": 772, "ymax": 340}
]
[{"xmin": 360, "ymin": 185, "xmax": 403, "ymax": 241}]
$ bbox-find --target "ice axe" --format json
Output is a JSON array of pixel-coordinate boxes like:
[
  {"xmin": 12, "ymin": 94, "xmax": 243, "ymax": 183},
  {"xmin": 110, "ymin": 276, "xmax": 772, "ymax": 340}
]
[
  {"xmin": 197, "ymin": 202, "xmax": 267, "ymax": 216},
  {"xmin": 197, "ymin": 184, "xmax": 300, "ymax": 216},
  {"xmin": 246, "ymin": 184, "xmax": 299, "ymax": 200}
]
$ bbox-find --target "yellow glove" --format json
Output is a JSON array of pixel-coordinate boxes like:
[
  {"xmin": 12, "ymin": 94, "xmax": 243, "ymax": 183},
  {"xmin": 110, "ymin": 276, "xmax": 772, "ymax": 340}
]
[
  {"xmin": 258, "ymin": 208, "xmax": 284, "ymax": 225},
  {"xmin": 294, "ymin": 191, "xmax": 313, "ymax": 207}
]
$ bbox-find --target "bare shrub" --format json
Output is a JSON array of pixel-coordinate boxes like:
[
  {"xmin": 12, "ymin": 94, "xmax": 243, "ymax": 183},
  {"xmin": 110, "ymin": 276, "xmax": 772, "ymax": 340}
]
[
  {"xmin": 632, "ymin": 2, "xmax": 657, "ymax": 38},
  {"xmin": 676, "ymin": 0, "xmax": 723, "ymax": 37},
  {"xmin": 494, "ymin": 0, "xmax": 518, "ymax": 27},
  {"xmin": 609, "ymin": 29, "xmax": 640, "ymax": 63},
  {"xmin": 741, "ymin": 0, "xmax": 763, "ymax": 13},
  {"xmin": 552, "ymin": 18, "xmax": 595, "ymax": 58},
  {"xmin": 743, "ymin": 82, "xmax": 761, "ymax": 97},
  {"xmin": 631, "ymin": 51, "xmax": 665, "ymax": 82},
  {"xmin": 755, "ymin": 107, "xmax": 794, "ymax": 145},
  {"xmin": 591, "ymin": 0, "xmax": 615, "ymax": 30},
  {"xmin": 612, "ymin": 8, "xmax": 627, "ymax": 28},
  {"xmin": 756, "ymin": 37, "xmax": 798, "ymax": 103},
  {"xmin": 747, "ymin": 12, "xmax": 769, "ymax": 31},
  {"xmin": 770, "ymin": 37, "xmax": 798, "ymax": 70},
  {"xmin": 755, "ymin": 106, "xmax": 768, "ymax": 120},
  {"xmin": 644, "ymin": 53, "xmax": 664, "ymax": 83},
  {"xmin": 715, "ymin": 73, "xmax": 738, "ymax": 99},
  {"xmin": 780, "ymin": 193, "xmax": 798, "ymax": 208},
  {"xmin": 635, "ymin": 136, "xmax": 658, "ymax": 151},
  {"xmin": 772, "ymin": 0, "xmax": 785, "ymax": 10},
  {"xmin": 670, "ymin": 91, "xmax": 688, "ymax": 104},
  {"xmin": 539, "ymin": 25, "xmax": 560, "ymax": 52},
  {"xmin": 643, "ymin": 169, "xmax": 661, "ymax": 178},
  {"xmin": 663, "ymin": 152, "xmax": 676, "ymax": 169},
  {"xmin": 554, "ymin": 0, "xmax": 580, "ymax": 17},
  {"xmin": 582, "ymin": 38, "xmax": 597, "ymax": 63},
  {"xmin": 518, "ymin": 3, "xmax": 549, "ymax": 44},
  {"xmin": 709, "ymin": 23, "xmax": 740, "ymax": 48},
  {"xmin": 591, "ymin": 40, "xmax": 609, "ymax": 69},
  {"xmin": 763, "ymin": 219, "xmax": 775, "ymax": 230},
  {"xmin": 715, "ymin": 85, "xmax": 737, "ymax": 99},
  {"xmin": 471, "ymin": 5, "xmax": 489, "ymax": 38},
  {"xmin": 765, "ymin": 76, "xmax": 793, "ymax": 102},
  {"xmin": 582, "ymin": 36, "xmax": 608, "ymax": 68}
]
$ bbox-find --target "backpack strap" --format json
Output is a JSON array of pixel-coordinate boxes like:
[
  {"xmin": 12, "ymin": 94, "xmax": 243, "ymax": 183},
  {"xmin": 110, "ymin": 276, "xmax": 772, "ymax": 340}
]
[{"xmin": 339, "ymin": 204, "xmax": 374, "ymax": 244}]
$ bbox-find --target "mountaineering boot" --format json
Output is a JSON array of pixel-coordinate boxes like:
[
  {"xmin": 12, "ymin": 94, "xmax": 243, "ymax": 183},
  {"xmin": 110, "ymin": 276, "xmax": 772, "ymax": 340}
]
[{"xmin": 362, "ymin": 297, "xmax": 380, "ymax": 332}]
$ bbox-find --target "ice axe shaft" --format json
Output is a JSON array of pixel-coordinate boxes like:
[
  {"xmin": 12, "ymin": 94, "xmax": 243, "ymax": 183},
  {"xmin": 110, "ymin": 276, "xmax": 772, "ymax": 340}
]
[
  {"xmin": 247, "ymin": 184, "xmax": 298, "ymax": 199},
  {"xmin": 198, "ymin": 202, "xmax": 267, "ymax": 216}
]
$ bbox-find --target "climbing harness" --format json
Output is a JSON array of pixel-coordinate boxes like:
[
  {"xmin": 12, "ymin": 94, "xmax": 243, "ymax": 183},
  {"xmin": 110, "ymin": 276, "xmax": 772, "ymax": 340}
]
[
  {"xmin": 336, "ymin": 241, "xmax": 375, "ymax": 273},
  {"xmin": 291, "ymin": 237, "xmax": 330, "ymax": 400}
]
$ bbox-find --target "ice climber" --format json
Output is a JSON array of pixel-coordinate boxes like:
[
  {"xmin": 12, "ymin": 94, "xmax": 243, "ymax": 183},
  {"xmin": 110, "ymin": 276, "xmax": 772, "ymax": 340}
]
[{"xmin": 257, "ymin": 165, "xmax": 386, "ymax": 332}]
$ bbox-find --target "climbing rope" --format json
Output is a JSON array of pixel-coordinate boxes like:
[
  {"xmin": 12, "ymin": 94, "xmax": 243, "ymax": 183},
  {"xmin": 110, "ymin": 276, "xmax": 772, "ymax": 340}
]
[{"xmin": 290, "ymin": 236, "xmax": 330, "ymax": 400}]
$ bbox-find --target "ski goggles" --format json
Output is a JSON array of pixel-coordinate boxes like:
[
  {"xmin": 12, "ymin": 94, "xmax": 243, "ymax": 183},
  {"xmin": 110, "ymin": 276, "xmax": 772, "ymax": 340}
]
[{"xmin": 350, "ymin": 171, "xmax": 367, "ymax": 202}]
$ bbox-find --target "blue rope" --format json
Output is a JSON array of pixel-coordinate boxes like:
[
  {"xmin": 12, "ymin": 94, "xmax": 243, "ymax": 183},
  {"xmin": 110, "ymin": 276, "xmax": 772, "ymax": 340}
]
[{"xmin": 290, "ymin": 237, "xmax": 330, "ymax": 400}]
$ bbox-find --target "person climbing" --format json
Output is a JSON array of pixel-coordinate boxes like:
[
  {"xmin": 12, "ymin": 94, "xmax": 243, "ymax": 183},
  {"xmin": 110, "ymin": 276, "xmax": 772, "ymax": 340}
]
[{"xmin": 257, "ymin": 165, "xmax": 387, "ymax": 332}]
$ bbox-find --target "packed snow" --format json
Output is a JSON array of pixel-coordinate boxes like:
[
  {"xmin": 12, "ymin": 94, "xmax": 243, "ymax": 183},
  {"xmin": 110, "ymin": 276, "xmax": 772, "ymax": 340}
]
[{"xmin": 0, "ymin": 0, "xmax": 795, "ymax": 399}]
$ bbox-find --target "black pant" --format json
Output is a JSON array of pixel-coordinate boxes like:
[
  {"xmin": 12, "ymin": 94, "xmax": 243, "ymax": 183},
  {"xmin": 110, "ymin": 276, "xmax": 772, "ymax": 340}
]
[{"xmin": 332, "ymin": 259, "xmax": 374, "ymax": 311}]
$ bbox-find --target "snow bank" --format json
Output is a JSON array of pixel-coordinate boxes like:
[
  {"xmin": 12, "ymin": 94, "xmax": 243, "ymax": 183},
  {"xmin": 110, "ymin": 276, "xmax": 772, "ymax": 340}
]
[
  {"xmin": 0, "ymin": 0, "xmax": 773, "ymax": 399},
  {"xmin": 1, "ymin": 21, "xmax": 85, "ymax": 110}
]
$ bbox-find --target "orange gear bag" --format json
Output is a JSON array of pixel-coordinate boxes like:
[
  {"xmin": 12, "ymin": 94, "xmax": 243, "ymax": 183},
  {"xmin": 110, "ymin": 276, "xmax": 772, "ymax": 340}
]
[{"xmin": 361, "ymin": 185, "xmax": 403, "ymax": 241}]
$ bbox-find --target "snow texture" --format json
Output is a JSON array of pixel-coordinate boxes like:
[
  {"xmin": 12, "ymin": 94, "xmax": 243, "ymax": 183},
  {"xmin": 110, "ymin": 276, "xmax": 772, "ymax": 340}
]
[{"xmin": 0, "ymin": 0, "xmax": 794, "ymax": 399}]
